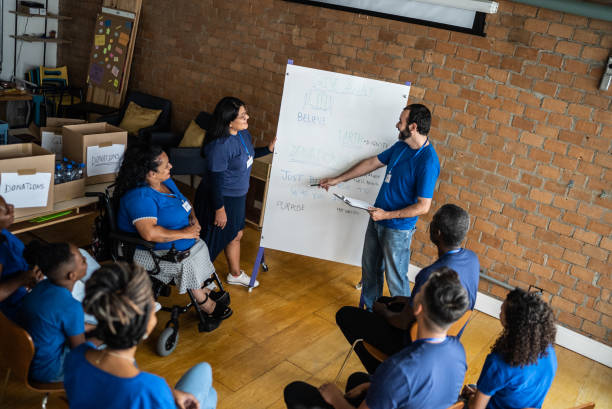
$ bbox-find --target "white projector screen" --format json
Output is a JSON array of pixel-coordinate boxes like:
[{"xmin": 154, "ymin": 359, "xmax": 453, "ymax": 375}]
[
  {"xmin": 285, "ymin": 0, "xmax": 487, "ymax": 36},
  {"xmin": 260, "ymin": 64, "xmax": 411, "ymax": 266}
]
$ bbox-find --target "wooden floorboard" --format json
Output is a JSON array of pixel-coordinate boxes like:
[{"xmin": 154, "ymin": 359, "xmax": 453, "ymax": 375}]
[{"xmin": 2, "ymin": 205, "xmax": 610, "ymax": 409}]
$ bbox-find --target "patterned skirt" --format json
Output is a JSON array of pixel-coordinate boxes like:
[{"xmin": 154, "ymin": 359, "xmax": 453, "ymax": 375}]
[{"xmin": 133, "ymin": 239, "xmax": 215, "ymax": 294}]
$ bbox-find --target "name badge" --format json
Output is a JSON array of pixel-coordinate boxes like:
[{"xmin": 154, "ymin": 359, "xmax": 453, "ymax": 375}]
[
  {"xmin": 385, "ymin": 173, "xmax": 392, "ymax": 183},
  {"xmin": 246, "ymin": 155, "xmax": 253, "ymax": 169},
  {"xmin": 182, "ymin": 201, "xmax": 192, "ymax": 212}
]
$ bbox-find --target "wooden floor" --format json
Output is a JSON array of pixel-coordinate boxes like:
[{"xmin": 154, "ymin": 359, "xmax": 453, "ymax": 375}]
[{"xmin": 2, "ymin": 216, "xmax": 611, "ymax": 408}]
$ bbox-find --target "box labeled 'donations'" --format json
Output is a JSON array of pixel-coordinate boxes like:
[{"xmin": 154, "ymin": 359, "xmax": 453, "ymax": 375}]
[
  {"xmin": 0, "ymin": 143, "xmax": 55, "ymax": 218},
  {"xmin": 62, "ymin": 122, "xmax": 127, "ymax": 185}
]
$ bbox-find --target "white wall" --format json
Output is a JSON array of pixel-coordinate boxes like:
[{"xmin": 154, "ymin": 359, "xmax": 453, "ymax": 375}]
[{"xmin": 1, "ymin": 0, "xmax": 59, "ymax": 81}]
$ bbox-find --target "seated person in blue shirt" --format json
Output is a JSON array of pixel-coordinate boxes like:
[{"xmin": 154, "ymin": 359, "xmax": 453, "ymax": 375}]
[
  {"xmin": 284, "ymin": 267, "xmax": 469, "ymax": 409},
  {"xmin": 65, "ymin": 262, "xmax": 218, "ymax": 409},
  {"xmin": 0, "ymin": 195, "xmax": 43, "ymax": 320},
  {"xmin": 17, "ymin": 240, "xmax": 87, "ymax": 382},
  {"xmin": 115, "ymin": 144, "xmax": 232, "ymax": 331},
  {"xmin": 0, "ymin": 194, "xmax": 100, "ymax": 324},
  {"xmin": 336, "ymin": 204, "xmax": 480, "ymax": 373},
  {"xmin": 462, "ymin": 288, "xmax": 557, "ymax": 409}
]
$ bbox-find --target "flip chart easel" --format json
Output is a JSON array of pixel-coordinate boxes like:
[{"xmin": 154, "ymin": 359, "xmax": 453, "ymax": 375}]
[{"xmin": 249, "ymin": 60, "xmax": 411, "ymax": 291}]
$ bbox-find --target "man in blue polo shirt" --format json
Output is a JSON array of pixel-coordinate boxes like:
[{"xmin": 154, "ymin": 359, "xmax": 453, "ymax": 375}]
[
  {"xmin": 321, "ymin": 104, "xmax": 440, "ymax": 309},
  {"xmin": 336, "ymin": 204, "xmax": 480, "ymax": 373},
  {"xmin": 284, "ymin": 268, "xmax": 469, "ymax": 409}
]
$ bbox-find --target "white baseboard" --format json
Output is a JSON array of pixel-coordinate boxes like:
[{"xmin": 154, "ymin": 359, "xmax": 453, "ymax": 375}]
[{"xmin": 408, "ymin": 264, "xmax": 612, "ymax": 368}]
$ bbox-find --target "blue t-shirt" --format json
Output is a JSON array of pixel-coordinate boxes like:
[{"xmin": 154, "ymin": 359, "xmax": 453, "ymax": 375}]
[
  {"xmin": 118, "ymin": 178, "xmax": 195, "ymax": 251},
  {"xmin": 17, "ymin": 279, "xmax": 84, "ymax": 382},
  {"xmin": 411, "ymin": 249, "xmax": 480, "ymax": 310},
  {"xmin": 477, "ymin": 346, "xmax": 557, "ymax": 409},
  {"xmin": 375, "ymin": 141, "xmax": 440, "ymax": 230},
  {"xmin": 366, "ymin": 337, "xmax": 466, "ymax": 409},
  {"xmin": 0, "ymin": 229, "xmax": 29, "ymax": 321},
  {"xmin": 204, "ymin": 130, "xmax": 255, "ymax": 197},
  {"xmin": 65, "ymin": 343, "xmax": 176, "ymax": 409}
]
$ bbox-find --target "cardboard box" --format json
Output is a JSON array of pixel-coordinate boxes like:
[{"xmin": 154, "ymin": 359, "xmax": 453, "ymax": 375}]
[
  {"xmin": 0, "ymin": 143, "xmax": 55, "ymax": 218},
  {"xmin": 54, "ymin": 177, "xmax": 85, "ymax": 203},
  {"xmin": 62, "ymin": 122, "xmax": 127, "ymax": 185}
]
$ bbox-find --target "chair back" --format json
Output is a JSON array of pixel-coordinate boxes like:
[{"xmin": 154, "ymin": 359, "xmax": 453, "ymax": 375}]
[
  {"xmin": 0, "ymin": 312, "xmax": 35, "ymax": 384},
  {"xmin": 410, "ymin": 310, "xmax": 472, "ymax": 341},
  {"xmin": 195, "ymin": 111, "xmax": 212, "ymax": 132},
  {"xmin": 39, "ymin": 66, "xmax": 69, "ymax": 88}
]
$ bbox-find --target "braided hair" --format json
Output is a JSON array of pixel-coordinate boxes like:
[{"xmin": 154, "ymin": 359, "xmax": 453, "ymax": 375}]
[
  {"xmin": 422, "ymin": 267, "xmax": 470, "ymax": 330},
  {"xmin": 83, "ymin": 262, "xmax": 153, "ymax": 349},
  {"xmin": 112, "ymin": 144, "xmax": 164, "ymax": 204},
  {"xmin": 23, "ymin": 240, "xmax": 74, "ymax": 281},
  {"xmin": 492, "ymin": 288, "xmax": 556, "ymax": 367}
]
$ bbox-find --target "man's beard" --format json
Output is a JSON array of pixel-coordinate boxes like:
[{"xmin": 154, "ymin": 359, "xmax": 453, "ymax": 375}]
[{"xmin": 398, "ymin": 129, "xmax": 410, "ymax": 141}]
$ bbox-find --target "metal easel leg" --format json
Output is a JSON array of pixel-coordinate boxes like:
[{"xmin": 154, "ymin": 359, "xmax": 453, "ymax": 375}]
[{"xmin": 249, "ymin": 246, "xmax": 265, "ymax": 292}]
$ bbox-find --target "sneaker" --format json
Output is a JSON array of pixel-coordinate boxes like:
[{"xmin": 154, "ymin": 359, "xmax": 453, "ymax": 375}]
[{"xmin": 227, "ymin": 270, "xmax": 259, "ymax": 288}]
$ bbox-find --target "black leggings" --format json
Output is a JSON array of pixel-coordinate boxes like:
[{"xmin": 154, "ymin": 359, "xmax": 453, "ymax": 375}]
[
  {"xmin": 284, "ymin": 372, "xmax": 371, "ymax": 409},
  {"xmin": 335, "ymin": 306, "xmax": 410, "ymax": 374}
]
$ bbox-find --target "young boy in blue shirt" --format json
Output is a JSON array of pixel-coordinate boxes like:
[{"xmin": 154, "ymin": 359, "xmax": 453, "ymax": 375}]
[
  {"xmin": 284, "ymin": 267, "xmax": 470, "ymax": 409},
  {"xmin": 17, "ymin": 241, "xmax": 87, "ymax": 382}
]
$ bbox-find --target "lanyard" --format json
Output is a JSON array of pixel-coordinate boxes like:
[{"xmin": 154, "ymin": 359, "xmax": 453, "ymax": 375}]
[
  {"xmin": 387, "ymin": 138, "xmax": 429, "ymax": 174},
  {"xmin": 237, "ymin": 132, "xmax": 251, "ymax": 156},
  {"xmin": 445, "ymin": 249, "xmax": 461, "ymax": 256}
]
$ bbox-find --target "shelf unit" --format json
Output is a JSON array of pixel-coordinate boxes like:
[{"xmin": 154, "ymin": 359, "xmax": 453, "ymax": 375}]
[{"xmin": 11, "ymin": 1, "xmax": 72, "ymax": 77}]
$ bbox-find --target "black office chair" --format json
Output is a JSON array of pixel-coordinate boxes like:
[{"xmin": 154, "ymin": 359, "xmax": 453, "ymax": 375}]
[{"xmin": 86, "ymin": 186, "xmax": 230, "ymax": 356}]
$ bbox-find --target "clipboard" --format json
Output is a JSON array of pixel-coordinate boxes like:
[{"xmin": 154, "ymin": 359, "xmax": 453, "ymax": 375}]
[{"xmin": 333, "ymin": 193, "xmax": 372, "ymax": 211}]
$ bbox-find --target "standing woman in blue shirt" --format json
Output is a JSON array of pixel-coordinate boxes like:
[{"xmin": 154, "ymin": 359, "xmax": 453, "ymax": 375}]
[
  {"xmin": 462, "ymin": 288, "xmax": 558, "ymax": 409},
  {"xmin": 195, "ymin": 97, "xmax": 275, "ymax": 287}
]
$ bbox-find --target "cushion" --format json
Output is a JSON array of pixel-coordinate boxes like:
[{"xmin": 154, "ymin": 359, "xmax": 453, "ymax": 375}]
[
  {"xmin": 118, "ymin": 101, "xmax": 162, "ymax": 135},
  {"xmin": 178, "ymin": 120, "xmax": 206, "ymax": 148}
]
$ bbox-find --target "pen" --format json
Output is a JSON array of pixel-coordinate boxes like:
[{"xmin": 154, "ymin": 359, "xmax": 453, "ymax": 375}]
[{"xmin": 310, "ymin": 183, "xmax": 320, "ymax": 186}]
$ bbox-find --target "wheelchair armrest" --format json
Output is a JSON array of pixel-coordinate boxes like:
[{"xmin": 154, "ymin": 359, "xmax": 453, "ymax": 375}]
[{"xmin": 109, "ymin": 231, "xmax": 156, "ymax": 250}]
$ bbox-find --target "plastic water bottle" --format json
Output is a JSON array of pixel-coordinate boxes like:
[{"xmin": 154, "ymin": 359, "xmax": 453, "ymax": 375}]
[
  {"xmin": 66, "ymin": 164, "xmax": 74, "ymax": 182},
  {"xmin": 77, "ymin": 163, "xmax": 85, "ymax": 180},
  {"xmin": 54, "ymin": 164, "xmax": 62, "ymax": 184}
]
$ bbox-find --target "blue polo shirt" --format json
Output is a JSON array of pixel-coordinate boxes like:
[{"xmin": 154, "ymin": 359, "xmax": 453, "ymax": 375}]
[
  {"xmin": 375, "ymin": 141, "xmax": 440, "ymax": 230},
  {"xmin": 366, "ymin": 336, "xmax": 466, "ymax": 409},
  {"xmin": 411, "ymin": 249, "xmax": 480, "ymax": 310},
  {"xmin": 118, "ymin": 178, "xmax": 195, "ymax": 251},
  {"xmin": 203, "ymin": 130, "xmax": 255, "ymax": 197},
  {"xmin": 0, "ymin": 229, "xmax": 29, "ymax": 320},
  {"xmin": 65, "ymin": 343, "xmax": 176, "ymax": 409},
  {"xmin": 17, "ymin": 279, "xmax": 84, "ymax": 382},
  {"xmin": 477, "ymin": 346, "xmax": 557, "ymax": 409}
]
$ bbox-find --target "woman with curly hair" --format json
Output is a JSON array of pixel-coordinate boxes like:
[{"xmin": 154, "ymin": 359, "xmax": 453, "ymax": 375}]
[
  {"xmin": 114, "ymin": 144, "xmax": 231, "ymax": 331},
  {"xmin": 64, "ymin": 262, "xmax": 217, "ymax": 409},
  {"xmin": 462, "ymin": 288, "xmax": 557, "ymax": 409}
]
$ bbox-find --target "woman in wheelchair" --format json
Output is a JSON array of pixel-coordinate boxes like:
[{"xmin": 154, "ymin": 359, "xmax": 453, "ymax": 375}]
[
  {"xmin": 114, "ymin": 144, "xmax": 231, "ymax": 331},
  {"xmin": 64, "ymin": 262, "xmax": 218, "ymax": 409}
]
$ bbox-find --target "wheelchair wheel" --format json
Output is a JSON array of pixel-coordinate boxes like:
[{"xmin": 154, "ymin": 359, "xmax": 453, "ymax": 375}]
[{"xmin": 157, "ymin": 327, "xmax": 179, "ymax": 357}]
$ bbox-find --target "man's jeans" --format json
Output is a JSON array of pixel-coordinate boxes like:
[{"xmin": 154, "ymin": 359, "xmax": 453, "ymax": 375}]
[{"xmin": 361, "ymin": 219, "xmax": 415, "ymax": 310}]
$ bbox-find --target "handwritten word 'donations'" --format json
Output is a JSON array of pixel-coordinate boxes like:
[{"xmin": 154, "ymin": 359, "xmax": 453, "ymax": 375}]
[
  {"xmin": 90, "ymin": 152, "xmax": 122, "ymax": 167},
  {"xmin": 276, "ymin": 200, "xmax": 304, "ymax": 212},
  {"xmin": 2, "ymin": 182, "xmax": 46, "ymax": 193}
]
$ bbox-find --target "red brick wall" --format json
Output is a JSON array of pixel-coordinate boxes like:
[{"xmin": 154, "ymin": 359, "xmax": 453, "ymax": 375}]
[{"xmin": 61, "ymin": 0, "xmax": 612, "ymax": 344}]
